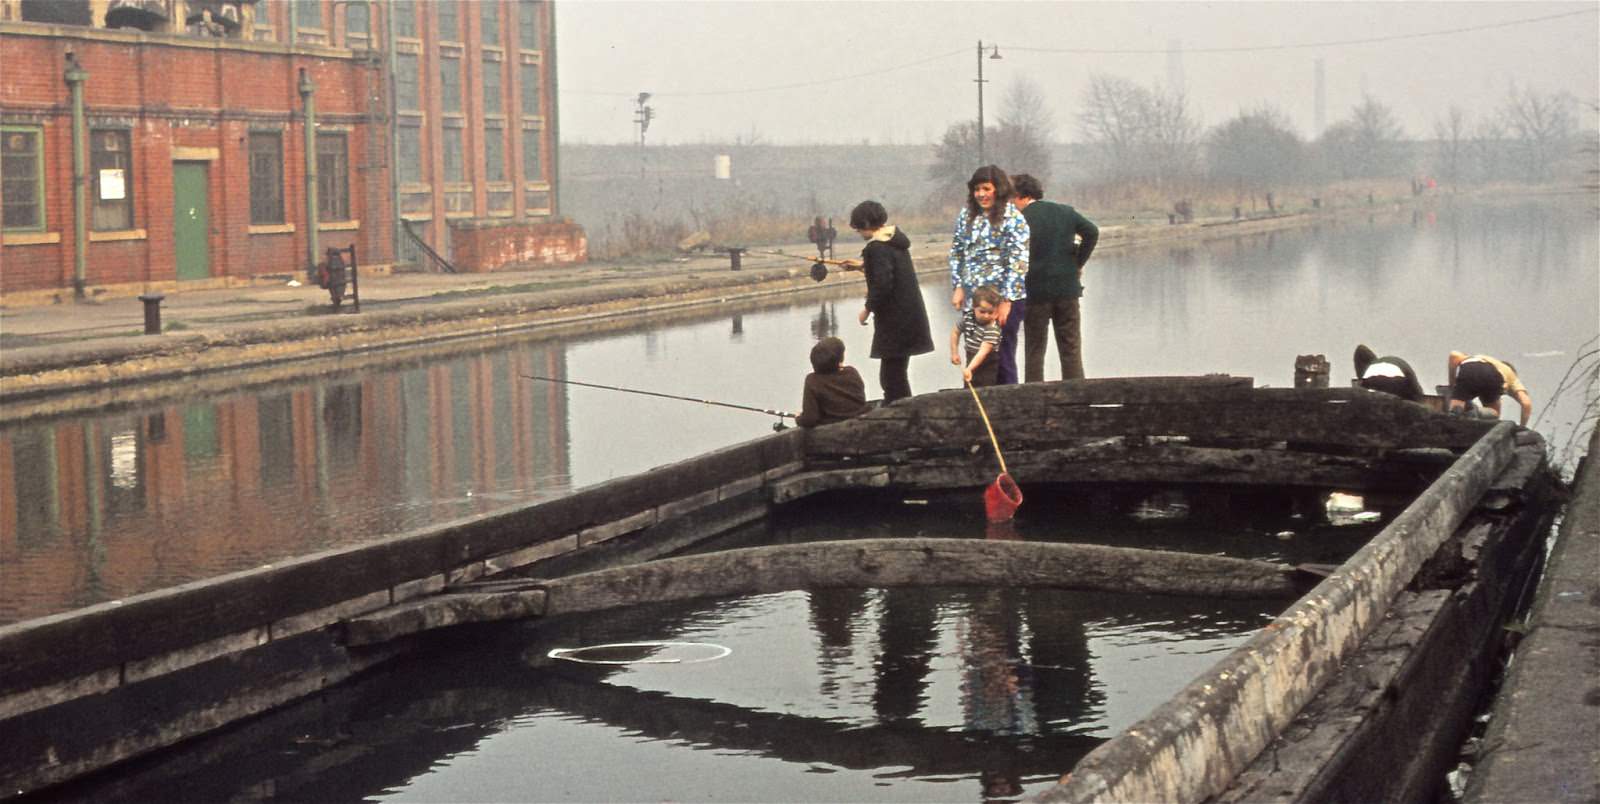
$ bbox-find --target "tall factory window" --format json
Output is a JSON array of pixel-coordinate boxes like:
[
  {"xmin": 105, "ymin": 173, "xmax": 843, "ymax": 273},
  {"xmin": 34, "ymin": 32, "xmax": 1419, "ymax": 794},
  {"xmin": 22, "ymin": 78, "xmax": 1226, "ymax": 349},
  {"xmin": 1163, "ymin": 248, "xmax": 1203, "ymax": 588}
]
[
  {"xmin": 248, "ymin": 132, "xmax": 285, "ymax": 225},
  {"xmin": 521, "ymin": 126, "xmax": 542, "ymax": 183},
  {"xmin": 316, "ymin": 133, "xmax": 350, "ymax": 221},
  {"xmin": 395, "ymin": 52, "xmax": 420, "ymax": 110},
  {"xmin": 519, "ymin": 62, "xmax": 540, "ymax": 118},
  {"xmin": 480, "ymin": 1, "xmax": 500, "ymax": 45},
  {"xmin": 345, "ymin": 2, "xmax": 370, "ymax": 41},
  {"xmin": 442, "ymin": 128, "xmax": 465, "ymax": 183},
  {"xmin": 436, "ymin": 1, "xmax": 459, "ymax": 41},
  {"xmin": 482, "ymin": 57, "xmax": 503, "ymax": 115},
  {"xmin": 391, "ymin": 0, "xmax": 416, "ymax": 38},
  {"xmin": 440, "ymin": 55, "xmax": 463, "ymax": 113},
  {"xmin": 397, "ymin": 123, "xmax": 424, "ymax": 185},
  {"xmin": 90, "ymin": 129, "xmax": 134, "ymax": 231},
  {"xmin": 295, "ymin": 0, "xmax": 323, "ymax": 28},
  {"xmin": 517, "ymin": 0, "xmax": 541, "ymax": 50},
  {"xmin": 484, "ymin": 125, "xmax": 506, "ymax": 183},
  {"xmin": 1, "ymin": 127, "xmax": 44, "ymax": 231}
]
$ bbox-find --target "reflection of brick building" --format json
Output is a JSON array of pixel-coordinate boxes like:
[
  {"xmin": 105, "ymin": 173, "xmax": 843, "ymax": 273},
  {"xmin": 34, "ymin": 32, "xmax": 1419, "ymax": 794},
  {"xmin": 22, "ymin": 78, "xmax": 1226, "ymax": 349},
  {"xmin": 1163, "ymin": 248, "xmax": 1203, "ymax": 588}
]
[
  {"xmin": 0, "ymin": 0, "xmax": 584, "ymax": 299},
  {"xmin": 0, "ymin": 344, "xmax": 571, "ymax": 624}
]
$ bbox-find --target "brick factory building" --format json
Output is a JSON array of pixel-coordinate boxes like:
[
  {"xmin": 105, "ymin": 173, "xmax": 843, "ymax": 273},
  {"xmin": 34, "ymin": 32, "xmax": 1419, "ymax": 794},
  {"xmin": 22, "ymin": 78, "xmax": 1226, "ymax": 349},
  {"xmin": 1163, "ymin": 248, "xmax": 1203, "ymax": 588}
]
[{"xmin": 0, "ymin": 0, "xmax": 584, "ymax": 301}]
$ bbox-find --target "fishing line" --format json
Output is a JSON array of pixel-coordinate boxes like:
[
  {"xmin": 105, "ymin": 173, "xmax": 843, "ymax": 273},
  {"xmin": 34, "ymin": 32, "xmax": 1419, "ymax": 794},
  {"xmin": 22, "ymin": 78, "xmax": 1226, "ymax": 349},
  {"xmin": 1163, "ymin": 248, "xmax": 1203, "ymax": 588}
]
[{"xmin": 547, "ymin": 641, "xmax": 732, "ymax": 665}]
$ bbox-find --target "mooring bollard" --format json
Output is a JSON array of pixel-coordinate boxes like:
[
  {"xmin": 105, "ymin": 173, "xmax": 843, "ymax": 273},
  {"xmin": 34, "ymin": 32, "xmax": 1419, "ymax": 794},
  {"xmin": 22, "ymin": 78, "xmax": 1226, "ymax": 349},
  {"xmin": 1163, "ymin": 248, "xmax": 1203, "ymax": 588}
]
[
  {"xmin": 727, "ymin": 247, "xmax": 745, "ymax": 271},
  {"xmin": 138, "ymin": 292, "xmax": 164, "ymax": 335},
  {"xmin": 1294, "ymin": 354, "xmax": 1330, "ymax": 389}
]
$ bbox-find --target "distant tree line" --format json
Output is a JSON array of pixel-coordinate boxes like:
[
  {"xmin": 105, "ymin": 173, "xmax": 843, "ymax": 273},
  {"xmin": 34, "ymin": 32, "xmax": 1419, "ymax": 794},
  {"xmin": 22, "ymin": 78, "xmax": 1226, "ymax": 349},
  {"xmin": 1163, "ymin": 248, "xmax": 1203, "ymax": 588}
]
[{"xmin": 930, "ymin": 74, "xmax": 1590, "ymax": 200}]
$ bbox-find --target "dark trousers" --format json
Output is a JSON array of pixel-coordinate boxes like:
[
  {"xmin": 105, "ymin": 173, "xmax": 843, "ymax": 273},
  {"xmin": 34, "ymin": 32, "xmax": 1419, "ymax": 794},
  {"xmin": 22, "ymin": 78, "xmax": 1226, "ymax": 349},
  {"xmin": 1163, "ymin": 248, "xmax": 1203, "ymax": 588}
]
[
  {"xmin": 879, "ymin": 356, "xmax": 912, "ymax": 403},
  {"xmin": 965, "ymin": 348, "xmax": 1000, "ymax": 387},
  {"xmin": 996, "ymin": 299, "xmax": 1026, "ymax": 385},
  {"xmin": 1024, "ymin": 296, "xmax": 1083, "ymax": 381}
]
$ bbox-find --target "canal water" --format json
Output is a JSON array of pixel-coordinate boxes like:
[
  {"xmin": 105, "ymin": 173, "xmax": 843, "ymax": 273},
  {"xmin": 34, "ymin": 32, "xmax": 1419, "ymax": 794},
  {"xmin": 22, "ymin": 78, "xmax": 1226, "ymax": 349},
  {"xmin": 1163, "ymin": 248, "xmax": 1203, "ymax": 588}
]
[
  {"xmin": 49, "ymin": 493, "xmax": 1374, "ymax": 803},
  {"xmin": 6, "ymin": 196, "xmax": 1596, "ymax": 800},
  {"xmin": 4, "ymin": 197, "xmax": 1592, "ymax": 625}
]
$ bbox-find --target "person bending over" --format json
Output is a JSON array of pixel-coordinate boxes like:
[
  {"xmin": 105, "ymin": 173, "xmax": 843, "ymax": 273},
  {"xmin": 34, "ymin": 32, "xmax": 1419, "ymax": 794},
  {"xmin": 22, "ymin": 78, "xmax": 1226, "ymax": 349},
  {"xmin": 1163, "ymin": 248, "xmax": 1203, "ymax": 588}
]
[
  {"xmin": 1353, "ymin": 344, "xmax": 1425, "ymax": 402},
  {"xmin": 952, "ymin": 285, "xmax": 1004, "ymax": 387},
  {"xmin": 1447, "ymin": 350, "xmax": 1533, "ymax": 426}
]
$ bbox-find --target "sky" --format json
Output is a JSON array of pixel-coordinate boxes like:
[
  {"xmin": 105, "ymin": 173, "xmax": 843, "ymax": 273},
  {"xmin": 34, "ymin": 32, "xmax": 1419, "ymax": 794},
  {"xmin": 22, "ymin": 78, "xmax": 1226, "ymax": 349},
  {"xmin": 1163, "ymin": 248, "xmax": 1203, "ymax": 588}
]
[{"xmin": 553, "ymin": 1, "xmax": 1600, "ymax": 145}]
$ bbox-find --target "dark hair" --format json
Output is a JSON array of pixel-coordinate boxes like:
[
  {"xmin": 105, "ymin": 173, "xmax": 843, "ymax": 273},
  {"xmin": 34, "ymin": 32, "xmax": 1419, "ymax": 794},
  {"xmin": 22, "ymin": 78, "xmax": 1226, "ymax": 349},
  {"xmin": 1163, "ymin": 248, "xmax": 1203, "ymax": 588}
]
[
  {"xmin": 810, "ymin": 337, "xmax": 846, "ymax": 373},
  {"xmin": 965, "ymin": 165, "xmax": 1014, "ymax": 226},
  {"xmin": 849, "ymin": 200, "xmax": 888, "ymax": 231},
  {"xmin": 1353, "ymin": 344, "xmax": 1377, "ymax": 377},
  {"xmin": 1012, "ymin": 173, "xmax": 1044, "ymax": 201},
  {"xmin": 972, "ymin": 285, "xmax": 1003, "ymax": 308}
]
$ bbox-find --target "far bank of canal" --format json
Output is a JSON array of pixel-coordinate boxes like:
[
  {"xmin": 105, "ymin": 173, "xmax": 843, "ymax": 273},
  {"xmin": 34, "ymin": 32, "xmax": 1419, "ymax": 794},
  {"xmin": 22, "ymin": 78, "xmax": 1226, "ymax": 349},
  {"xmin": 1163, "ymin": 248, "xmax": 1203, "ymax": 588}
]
[{"xmin": 1, "ymin": 193, "xmax": 1595, "ymax": 625}]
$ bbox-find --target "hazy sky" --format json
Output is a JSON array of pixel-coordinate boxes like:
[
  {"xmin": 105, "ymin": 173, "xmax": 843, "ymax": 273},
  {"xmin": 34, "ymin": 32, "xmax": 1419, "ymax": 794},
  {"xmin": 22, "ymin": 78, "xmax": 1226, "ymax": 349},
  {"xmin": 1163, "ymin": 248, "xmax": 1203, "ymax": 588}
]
[{"xmin": 554, "ymin": 1, "xmax": 1599, "ymax": 145}]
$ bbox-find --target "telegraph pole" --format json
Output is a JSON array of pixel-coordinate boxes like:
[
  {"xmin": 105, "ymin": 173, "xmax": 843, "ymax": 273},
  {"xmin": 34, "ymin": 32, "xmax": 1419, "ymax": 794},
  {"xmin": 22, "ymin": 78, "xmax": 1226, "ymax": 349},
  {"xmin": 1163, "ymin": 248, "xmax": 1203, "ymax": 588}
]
[{"xmin": 634, "ymin": 92, "xmax": 654, "ymax": 179}]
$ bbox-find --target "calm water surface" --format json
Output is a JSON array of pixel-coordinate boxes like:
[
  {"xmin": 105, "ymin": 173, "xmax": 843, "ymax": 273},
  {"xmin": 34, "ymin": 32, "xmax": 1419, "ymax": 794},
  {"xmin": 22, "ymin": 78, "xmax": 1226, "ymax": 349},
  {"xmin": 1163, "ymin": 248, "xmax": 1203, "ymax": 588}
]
[
  {"xmin": 53, "ymin": 495, "xmax": 1350, "ymax": 802},
  {"xmin": 10, "ymin": 196, "xmax": 1591, "ymax": 802},
  {"xmin": 2, "ymin": 197, "xmax": 1593, "ymax": 623}
]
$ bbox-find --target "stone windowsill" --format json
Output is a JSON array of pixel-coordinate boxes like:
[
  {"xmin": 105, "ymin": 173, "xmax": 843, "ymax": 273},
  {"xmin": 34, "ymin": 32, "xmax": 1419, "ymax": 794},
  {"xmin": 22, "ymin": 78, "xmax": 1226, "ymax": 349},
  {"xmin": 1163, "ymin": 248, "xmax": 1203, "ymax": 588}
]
[
  {"xmin": 88, "ymin": 229, "xmax": 147, "ymax": 242},
  {"xmin": 1, "ymin": 231, "xmax": 61, "ymax": 246},
  {"xmin": 248, "ymin": 223, "xmax": 295, "ymax": 235},
  {"xmin": 318, "ymin": 220, "xmax": 360, "ymax": 231}
]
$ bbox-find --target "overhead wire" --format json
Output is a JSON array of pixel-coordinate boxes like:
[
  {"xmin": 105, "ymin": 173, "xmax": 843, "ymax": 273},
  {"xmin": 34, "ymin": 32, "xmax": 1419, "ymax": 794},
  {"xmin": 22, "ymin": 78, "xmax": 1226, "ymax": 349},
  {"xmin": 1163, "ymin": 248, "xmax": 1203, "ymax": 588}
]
[{"xmin": 563, "ymin": 8, "xmax": 1593, "ymax": 98}]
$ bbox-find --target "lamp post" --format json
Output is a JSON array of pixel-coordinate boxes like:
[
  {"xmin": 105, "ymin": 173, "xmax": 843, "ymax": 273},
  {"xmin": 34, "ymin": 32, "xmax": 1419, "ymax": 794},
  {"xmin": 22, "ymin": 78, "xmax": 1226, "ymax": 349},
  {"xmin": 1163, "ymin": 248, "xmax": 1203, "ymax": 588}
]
[
  {"xmin": 635, "ymin": 92, "xmax": 654, "ymax": 179},
  {"xmin": 975, "ymin": 40, "xmax": 1002, "ymax": 165}
]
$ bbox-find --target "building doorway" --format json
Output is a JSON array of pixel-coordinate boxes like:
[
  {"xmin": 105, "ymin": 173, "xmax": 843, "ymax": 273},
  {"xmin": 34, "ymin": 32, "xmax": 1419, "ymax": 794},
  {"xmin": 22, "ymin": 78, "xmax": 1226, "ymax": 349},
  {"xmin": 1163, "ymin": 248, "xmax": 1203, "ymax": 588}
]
[{"xmin": 173, "ymin": 162, "xmax": 210, "ymax": 281}]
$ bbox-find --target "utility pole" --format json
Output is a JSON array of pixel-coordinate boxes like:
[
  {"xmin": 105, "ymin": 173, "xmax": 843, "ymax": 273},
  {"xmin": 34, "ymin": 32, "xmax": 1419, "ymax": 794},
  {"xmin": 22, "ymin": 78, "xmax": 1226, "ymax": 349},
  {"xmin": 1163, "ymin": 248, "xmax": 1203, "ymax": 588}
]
[
  {"xmin": 634, "ymin": 92, "xmax": 654, "ymax": 179},
  {"xmin": 975, "ymin": 41, "xmax": 1001, "ymax": 166}
]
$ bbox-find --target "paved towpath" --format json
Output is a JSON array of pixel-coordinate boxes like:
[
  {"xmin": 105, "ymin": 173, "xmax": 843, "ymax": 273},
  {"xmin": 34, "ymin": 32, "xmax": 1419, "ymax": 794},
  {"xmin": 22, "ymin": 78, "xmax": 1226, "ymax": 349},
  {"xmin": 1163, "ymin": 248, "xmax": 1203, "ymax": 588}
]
[{"xmin": 1466, "ymin": 426, "xmax": 1600, "ymax": 804}]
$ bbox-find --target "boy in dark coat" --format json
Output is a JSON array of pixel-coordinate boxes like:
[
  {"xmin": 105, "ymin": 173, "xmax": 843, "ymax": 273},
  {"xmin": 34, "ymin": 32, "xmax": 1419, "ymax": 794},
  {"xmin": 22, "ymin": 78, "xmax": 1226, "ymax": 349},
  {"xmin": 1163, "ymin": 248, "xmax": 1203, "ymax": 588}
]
[
  {"xmin": 844, "ymin": 200, "xmax": 935, "ymax": 403},
  {"xmin": 796, "ymin": 337, "xmax": 869, "ymax": 428}
]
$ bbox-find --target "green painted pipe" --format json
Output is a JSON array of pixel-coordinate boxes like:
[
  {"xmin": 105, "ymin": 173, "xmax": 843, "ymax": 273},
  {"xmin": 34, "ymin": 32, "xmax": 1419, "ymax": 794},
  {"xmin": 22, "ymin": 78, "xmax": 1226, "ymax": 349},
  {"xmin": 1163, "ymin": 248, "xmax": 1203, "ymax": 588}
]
[
  {"xmin": 299, "ymin": 68, "xmax": 319, "ymax": 279},
  {"xmin": 65, "ymin": 54, "xmax": 87, "ymax": 299}
]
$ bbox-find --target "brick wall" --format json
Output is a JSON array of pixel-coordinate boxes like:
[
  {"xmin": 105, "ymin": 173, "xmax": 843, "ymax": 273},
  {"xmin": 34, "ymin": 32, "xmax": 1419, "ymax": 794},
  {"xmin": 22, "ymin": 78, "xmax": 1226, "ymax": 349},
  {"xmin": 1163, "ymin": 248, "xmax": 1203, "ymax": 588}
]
[
  {"xmin": 0, "ymin": 26, "xmax": 391, "ymax": 294},
  {"xmin": 449, "ymin": 219, "xmax": 587, "ymax": 272}
]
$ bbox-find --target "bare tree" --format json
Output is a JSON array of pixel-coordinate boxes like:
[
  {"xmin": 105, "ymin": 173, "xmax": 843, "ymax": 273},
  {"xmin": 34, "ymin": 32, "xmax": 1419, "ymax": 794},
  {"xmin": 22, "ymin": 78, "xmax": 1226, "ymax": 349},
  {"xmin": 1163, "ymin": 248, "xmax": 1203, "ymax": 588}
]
[
  {"xmin": 1499, "ymin": 85, "xmax": 1577, "ymax": 181},
  {"xmin": 1207, "ymin": 105, "xmax": 1304, "ymax": 189},
  {"xmin": 1075, "ymin": 73, "xmax": 1199, "ymax": 187},
  {"xmin": 1432, "ymin": 105, "xmax": 1470, "ymax": 185},
  {"xmin": 927, "ymin": 79, "xmax": 1054, "ymax": 193},
  {"xmin": 1318, "ymin": 95, "xmax": 1407, "ymax": 179}
]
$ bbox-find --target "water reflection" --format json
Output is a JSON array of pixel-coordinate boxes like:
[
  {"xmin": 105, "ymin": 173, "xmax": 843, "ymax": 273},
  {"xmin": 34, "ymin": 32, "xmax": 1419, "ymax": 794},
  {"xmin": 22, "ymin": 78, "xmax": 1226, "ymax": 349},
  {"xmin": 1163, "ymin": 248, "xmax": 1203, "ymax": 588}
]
[
  {"xmin": 0, "ymin": 347, "xmax": 572, "ymax": 623},
  {"xmin": 45, "ymin": 583, "xmax": 1268, "ymax": 803},
  {"xmin": 2, "ymin": 198, "xmax": 1594, "ymax": 624}
]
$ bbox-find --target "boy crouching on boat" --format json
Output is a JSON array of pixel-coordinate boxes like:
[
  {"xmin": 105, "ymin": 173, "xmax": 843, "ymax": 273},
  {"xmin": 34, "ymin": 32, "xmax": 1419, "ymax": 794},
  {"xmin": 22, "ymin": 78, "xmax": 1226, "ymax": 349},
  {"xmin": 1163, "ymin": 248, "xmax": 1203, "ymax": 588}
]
[
  {"xmin": 952, "ymin": 285, "xmax": 1004, "ymax": 387},
  {"xmin": 796, "ymin": 337, "xmax": 870, "ymax": 428}
]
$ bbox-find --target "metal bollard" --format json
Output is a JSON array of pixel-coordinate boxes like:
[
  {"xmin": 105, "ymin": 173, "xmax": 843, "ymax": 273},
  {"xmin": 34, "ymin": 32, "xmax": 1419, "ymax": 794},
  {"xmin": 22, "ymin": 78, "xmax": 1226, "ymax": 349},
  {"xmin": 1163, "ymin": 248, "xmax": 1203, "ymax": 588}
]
[{"xmin": 138, "ymin": 293, "xmax": 164, "ymax": 335}]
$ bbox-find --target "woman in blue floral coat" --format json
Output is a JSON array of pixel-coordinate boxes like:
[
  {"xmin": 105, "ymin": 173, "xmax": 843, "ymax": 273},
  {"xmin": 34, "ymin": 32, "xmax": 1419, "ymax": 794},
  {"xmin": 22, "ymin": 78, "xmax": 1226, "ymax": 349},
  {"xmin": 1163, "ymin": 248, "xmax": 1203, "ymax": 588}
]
[{"xmin": 948, "ymin": 165, "xmax": 1030, "ymax": 384}]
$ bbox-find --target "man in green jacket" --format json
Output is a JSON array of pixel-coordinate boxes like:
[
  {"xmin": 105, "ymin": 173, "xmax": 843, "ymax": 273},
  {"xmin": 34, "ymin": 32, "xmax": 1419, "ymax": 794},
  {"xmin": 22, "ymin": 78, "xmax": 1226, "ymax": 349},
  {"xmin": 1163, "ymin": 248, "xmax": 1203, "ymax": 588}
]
[{"xmin": 1012, "ymin": 174, "xmax": 1099, "ymax": 381}]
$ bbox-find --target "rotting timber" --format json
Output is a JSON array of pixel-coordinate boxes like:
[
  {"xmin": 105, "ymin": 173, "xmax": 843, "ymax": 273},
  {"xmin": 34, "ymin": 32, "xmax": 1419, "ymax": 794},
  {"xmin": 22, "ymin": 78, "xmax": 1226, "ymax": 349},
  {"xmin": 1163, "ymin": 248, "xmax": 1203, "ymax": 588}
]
[{"xmin": 0, "ymin": 377, "xmax": 1561, "ymax": 801}]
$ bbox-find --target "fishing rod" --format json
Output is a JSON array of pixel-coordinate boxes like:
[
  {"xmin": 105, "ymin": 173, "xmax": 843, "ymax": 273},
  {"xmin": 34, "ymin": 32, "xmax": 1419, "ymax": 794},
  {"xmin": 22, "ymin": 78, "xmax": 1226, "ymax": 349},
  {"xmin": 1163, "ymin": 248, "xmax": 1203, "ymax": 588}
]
[
  {"xmin": 727, "ymin": 248, "xmax": 862, "ymax": 282},
  {"xmin": 522, "ymin": 375, "xmax": 797, "ymax": 422}
]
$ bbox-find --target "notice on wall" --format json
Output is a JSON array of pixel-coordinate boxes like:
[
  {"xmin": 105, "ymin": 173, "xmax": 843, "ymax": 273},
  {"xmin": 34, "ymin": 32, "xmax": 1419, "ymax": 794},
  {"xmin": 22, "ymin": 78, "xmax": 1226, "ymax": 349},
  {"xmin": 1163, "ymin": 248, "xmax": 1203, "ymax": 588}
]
[{"xmin": 99, "ymin": 168, "xmax": 126, "ymax": 201}]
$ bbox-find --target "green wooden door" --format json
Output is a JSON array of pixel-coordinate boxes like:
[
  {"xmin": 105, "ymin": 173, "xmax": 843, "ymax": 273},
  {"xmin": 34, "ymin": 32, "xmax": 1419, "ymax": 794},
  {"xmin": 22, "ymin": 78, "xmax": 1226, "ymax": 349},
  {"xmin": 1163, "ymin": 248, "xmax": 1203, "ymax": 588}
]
[{"xmin": 173, "ymin": 162, "xmax": 210, "ymax": 281}]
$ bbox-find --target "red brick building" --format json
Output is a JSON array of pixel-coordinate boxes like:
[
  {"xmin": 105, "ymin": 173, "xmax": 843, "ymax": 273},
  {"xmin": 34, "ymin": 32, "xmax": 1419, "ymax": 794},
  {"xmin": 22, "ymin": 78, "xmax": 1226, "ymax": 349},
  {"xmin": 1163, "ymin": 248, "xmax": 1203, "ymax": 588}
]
[{"xmin": 0, "ymin": 0, "xmax": 583, "ymax": 300}]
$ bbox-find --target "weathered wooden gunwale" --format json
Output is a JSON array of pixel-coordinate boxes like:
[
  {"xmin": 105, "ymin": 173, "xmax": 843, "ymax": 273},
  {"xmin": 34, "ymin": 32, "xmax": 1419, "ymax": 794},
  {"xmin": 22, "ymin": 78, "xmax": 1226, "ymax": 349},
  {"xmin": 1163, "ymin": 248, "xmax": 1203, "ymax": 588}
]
[{"xmin": 0, "ymin": 376, "xmax": 1535, "ymax": 800}]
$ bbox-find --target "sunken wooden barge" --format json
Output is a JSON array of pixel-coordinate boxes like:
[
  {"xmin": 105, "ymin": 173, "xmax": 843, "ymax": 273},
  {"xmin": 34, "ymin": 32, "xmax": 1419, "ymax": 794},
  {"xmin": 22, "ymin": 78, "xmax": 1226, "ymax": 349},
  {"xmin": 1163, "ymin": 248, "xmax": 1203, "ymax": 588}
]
[{"xmin": 0, "ymin": 376, "xmax": 1562, "ymax": 801}]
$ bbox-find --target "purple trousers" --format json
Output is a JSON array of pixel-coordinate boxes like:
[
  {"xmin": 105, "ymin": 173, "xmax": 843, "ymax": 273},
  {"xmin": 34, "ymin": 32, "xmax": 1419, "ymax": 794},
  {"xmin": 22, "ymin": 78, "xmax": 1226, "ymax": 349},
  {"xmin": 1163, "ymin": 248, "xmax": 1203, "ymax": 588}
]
[{"xmin": 995, "ymin": 299, "xmax": 1026, "ymax": 385}]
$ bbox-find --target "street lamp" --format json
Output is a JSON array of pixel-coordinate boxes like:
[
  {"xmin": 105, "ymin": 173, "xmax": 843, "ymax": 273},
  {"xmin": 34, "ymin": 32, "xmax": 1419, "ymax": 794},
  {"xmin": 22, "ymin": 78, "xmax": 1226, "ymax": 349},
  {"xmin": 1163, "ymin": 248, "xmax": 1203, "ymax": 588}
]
[{"xmin": 976, "ymin": 41, "xmax": 1002, "ymax": 165}]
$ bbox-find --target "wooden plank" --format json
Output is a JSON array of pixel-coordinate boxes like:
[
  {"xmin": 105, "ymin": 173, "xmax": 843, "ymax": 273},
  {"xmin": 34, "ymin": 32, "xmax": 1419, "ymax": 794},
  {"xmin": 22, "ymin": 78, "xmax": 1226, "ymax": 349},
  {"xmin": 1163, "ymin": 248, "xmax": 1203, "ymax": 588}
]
[
  {"xmin": 534, "ymin": 538, "xmax": 1303, "ymax": 618},
  {"xmin": 807, "ymin": 386, "xmax": 1492, "ymax": 459}
]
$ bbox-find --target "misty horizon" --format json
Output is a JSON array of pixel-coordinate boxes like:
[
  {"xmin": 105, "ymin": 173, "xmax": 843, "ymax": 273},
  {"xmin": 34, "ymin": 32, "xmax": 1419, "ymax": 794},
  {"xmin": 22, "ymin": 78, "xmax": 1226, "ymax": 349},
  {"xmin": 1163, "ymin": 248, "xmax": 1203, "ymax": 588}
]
[{"xmin": 555, "ymin": 1, "xmax": 1599, "ymax": 147}]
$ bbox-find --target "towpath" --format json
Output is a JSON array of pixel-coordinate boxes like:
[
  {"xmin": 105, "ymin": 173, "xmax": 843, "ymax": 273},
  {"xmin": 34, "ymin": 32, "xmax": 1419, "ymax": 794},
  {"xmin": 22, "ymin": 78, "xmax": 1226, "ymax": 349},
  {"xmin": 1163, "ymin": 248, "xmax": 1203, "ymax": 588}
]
[
  {"xmin": 1467, "ymin": 426, "xmax": 1600, "ymax": 804},
  {"xmin": 0, "ymin": 212, "xmax": 1313, "ymax": 406}
]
